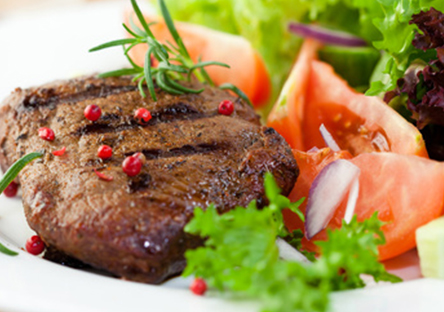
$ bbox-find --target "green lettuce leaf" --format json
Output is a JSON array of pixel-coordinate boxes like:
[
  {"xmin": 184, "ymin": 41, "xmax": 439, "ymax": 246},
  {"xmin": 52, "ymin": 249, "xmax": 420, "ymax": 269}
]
[{"xmin": 183, "ymin": 173, "xmax": 400, "ymax": 312}]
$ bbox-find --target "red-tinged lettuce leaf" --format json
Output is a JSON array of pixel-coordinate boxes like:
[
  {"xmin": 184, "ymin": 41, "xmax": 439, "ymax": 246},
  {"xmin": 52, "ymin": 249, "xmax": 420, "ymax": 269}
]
[
  {"xmin": 411, "ymin": 7, "xmax": 444, "ymax": 63},
  {"xmin": 386, "ymin": 8, "xmax": 444, "ymax": 130}
]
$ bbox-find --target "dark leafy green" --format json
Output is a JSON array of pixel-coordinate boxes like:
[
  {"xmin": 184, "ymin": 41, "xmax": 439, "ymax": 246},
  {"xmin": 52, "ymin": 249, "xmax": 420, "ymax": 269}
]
[{"xmin": 384, "ymin": 8, "xmax": 444, "ymax": 131}]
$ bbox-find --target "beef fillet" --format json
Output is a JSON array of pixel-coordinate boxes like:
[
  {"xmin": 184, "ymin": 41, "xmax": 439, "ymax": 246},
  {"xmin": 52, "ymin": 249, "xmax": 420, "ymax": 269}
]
[{"xmin": 0, "ymin": 76, "xmax": 298, "ymax": 284}]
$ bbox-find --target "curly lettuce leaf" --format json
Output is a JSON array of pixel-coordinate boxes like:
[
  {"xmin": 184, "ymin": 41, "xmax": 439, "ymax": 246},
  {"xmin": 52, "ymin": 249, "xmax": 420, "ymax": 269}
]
[{"xmin": 183, "ymin": 173, "xmax": 400, "ymax": 312}]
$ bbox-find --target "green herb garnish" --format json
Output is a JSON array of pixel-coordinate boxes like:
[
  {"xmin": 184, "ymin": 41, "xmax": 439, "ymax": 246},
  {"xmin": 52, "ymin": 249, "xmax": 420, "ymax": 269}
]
[
  {"xmin": 90, "ymin": 0, "xmax": 252, "ymax": 104},
  {"xmin": 0, "ymin": 152, "xmax": 43, "ymax": 195},
  {"xmin": 183, "ymin": 172, "xmax": 400, "ymax": 312},
  {"xmin": 0, "ymin": 151, "xmax": 43, "ymax": 257},
  {"xmin": 0, "ymin": 243, "xmax": 18, "ymax": 256}
]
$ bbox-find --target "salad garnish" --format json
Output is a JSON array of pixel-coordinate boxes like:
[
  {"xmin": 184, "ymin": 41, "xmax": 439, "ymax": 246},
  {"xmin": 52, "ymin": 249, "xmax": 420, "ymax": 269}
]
[
  {"xmin": 183, "ymin": 173, "xmax": 401, "ymax": 312},
  {"xmin": 89, "ymin": 0, "xmax": 251, "ymax": 105},
  {"xmin": 161, "ymin": 0, "xmax": 444, "ymax": 97},
  {"xmin": 0, "ymin": 243, "xmax": 18, "ymax": 257}
]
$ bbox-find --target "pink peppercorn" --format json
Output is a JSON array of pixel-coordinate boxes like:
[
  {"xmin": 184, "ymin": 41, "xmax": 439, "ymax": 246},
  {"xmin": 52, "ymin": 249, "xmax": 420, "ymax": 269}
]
[
  {"xmin": 218, "ymin": 100, "xmax": 234, "ymax": 116},
  {"xmin": 38, "ymin": 127, "xmax": 55, "ymax": 141}
]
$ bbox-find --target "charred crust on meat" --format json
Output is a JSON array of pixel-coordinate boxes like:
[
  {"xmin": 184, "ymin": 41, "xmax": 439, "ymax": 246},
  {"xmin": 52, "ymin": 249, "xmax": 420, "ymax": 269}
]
[
  {"xmin": 15, "ymin": 133, "xmax": 28, "ymax": 141},
  {"xmin": 73, "ymin": 104, "xmax": 216, "ymax": 137},
  {"xmin": 127, "ymin": 173, "xmax": 152, "ymax": 193},
  {"xmin": 264, "ymin": 127, "xmax": 277, "ymax": 136},
  {"xmin": 18, "ymin": 83, "xmax": 138, "ymax": 113}
]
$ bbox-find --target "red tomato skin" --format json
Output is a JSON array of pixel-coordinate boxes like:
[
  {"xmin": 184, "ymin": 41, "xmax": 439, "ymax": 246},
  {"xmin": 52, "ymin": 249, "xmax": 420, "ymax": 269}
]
[{"xmin": 350, "ymin": 153, "xmax": 444, "ymax": 260}]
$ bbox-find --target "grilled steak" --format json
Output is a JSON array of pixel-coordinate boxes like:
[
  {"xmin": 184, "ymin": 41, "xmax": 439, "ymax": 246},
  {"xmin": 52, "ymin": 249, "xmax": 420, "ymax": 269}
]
[{"xmin": 0, "ymin": 76, "xmax": 298, "ymax": 284}]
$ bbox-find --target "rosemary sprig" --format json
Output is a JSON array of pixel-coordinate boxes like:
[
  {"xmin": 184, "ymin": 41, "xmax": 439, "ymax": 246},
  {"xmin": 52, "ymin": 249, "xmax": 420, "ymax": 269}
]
[
  {"xmin": 0, "ymin": 152, "xmax": 43, "ymax": 195},
  {"xmin": 0, "ymin": 151, "xmax": 43, "ymax": 257},
  {"xmin": 220, "ymin": 83, "xmax": 253, "ymax": 107},
  {"xmin": 90, "ymin": 0, "xmax": 250, "ymax": 103},
  {"xmin": 0, "ymin": 243, "xmax": 18, "ymax": 256}
]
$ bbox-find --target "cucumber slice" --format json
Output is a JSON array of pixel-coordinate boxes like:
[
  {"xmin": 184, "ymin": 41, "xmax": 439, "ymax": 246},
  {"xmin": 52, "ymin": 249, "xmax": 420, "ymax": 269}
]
[
  {"xmin": 416, "ymin": 216, "xmax": 444, "ymax": 278},
  {"xmin": 318, "ymin": 45, "xmax": 381, "ymax": 89}
]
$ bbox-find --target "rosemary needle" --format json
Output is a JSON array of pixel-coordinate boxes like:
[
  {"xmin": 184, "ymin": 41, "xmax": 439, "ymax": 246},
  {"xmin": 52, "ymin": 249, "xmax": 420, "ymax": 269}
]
[
  {"xmin": 0, "ymin": 152, "xmax": 43, "ymax": 195},
  {"xmin": 0, "ymin": 152, "xmax": 43, "ymax": 257},
  {"xmin": 89, "ymin": 0, "xmax": 252, "ymax": 106}
]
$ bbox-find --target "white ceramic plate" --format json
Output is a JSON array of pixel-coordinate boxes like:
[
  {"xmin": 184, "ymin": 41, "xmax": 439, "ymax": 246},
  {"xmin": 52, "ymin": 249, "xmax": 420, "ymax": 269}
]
[{"xmin": 1, "ymin": 2, "xmax": 444, "ymax": 311}]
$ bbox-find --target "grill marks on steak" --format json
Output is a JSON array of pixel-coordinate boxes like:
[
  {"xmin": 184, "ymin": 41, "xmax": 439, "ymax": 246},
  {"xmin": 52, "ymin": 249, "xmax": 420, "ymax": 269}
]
[
  {"xmin": 73, "ymin": 102, "xmax": 211, "ymax": 136},
  {"xmin": 0, "ymin": 76, "xmax": 298, "ymax": 284},
  {"xmin": 20, "ymin": 81, "xmax": 138, "ymax": 112}
]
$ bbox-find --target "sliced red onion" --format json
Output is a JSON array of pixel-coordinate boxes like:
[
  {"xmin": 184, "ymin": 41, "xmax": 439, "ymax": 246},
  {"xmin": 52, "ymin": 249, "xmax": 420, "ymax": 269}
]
[
  {"xmin": 305, "ymin": 159, "xmax": 360, "ymax": 240},
  {"xmin": 319, "ymin": 124, "xmax": 340, "ymax": 152},
  {"xmin": 276, "ymin": 237, "xmax": 311, "ymax": 265},
  {"xmin": 288, "ymin": 22, "xmax": 367, "ymax": 47}
]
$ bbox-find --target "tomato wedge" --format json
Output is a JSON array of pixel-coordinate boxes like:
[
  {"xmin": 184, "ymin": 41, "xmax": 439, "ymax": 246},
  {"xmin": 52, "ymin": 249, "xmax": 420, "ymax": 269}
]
[
  {"xmin": 303, "ymin": 60, "xmax": 428, "ymax": 157},
  {"xmin": 273, "ymin": 39, "xmax": 439, "ymax": 260},
  {"xmin": 267, "ymin": 40, "xmax": 428, "ymax": 157},
  {"xmin": 267, "ymin": 39, "xmax": 320, "ymax": 150},
  {"xmin": 286, "ymin": 149, "xmax": 444, "ymax": 260},
  {"xmin": 126, "ymin": 13, "xmax": 271, "ymax": 107}
]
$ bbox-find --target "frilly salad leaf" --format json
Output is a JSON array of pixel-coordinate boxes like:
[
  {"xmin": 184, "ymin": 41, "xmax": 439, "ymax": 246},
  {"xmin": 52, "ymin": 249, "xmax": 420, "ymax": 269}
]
[{"xmin": 183, "ymin": 173, "xmax": 400, "ymax": 312}]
